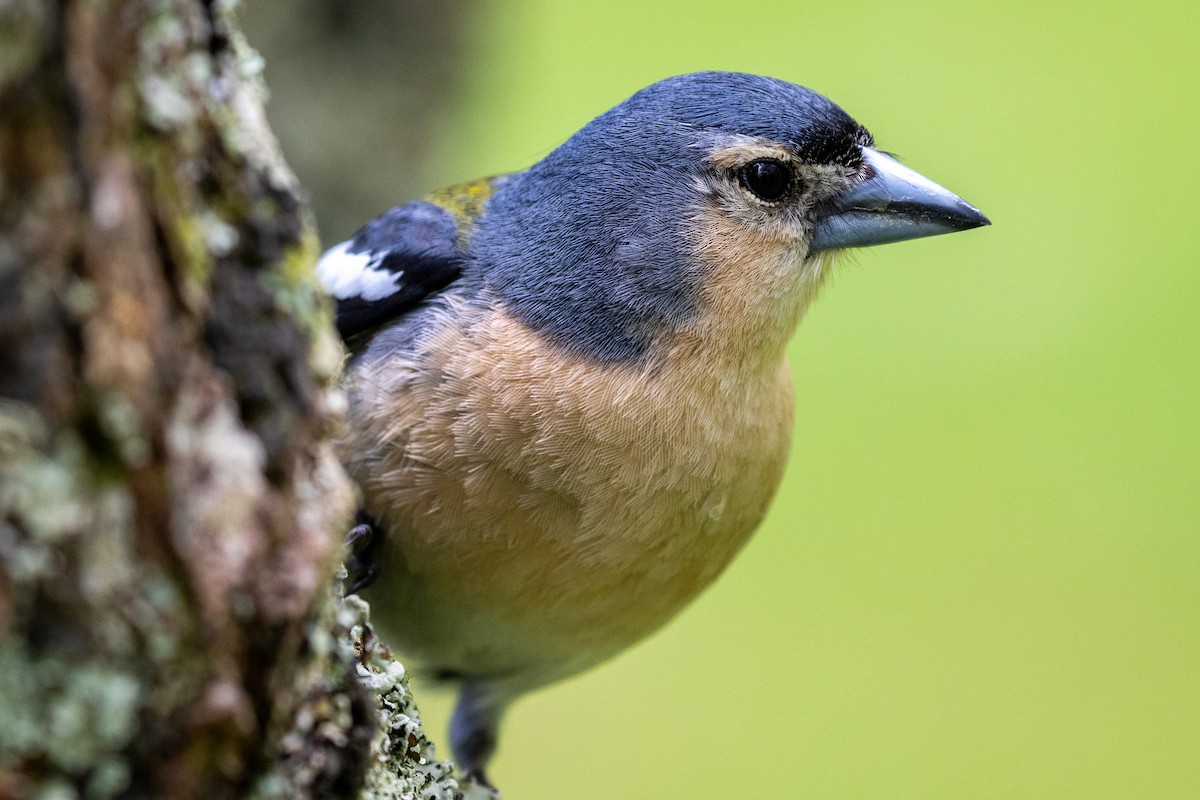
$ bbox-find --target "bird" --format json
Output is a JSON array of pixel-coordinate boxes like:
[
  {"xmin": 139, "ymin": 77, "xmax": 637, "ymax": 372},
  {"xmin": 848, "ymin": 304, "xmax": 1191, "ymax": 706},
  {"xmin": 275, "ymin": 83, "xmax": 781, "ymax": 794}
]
[{"xmin": 316, "ymin": 71, "xmax": 988, "ymax": 786}]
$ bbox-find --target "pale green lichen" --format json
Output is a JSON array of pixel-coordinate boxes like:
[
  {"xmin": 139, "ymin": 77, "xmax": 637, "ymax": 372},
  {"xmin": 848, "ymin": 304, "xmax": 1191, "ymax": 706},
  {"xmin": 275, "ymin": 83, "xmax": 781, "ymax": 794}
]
[
  {"xmin": 200, "ymin": 209, "xmax": 240, "ymax": 257},
  {"xmin": 86, "ymin": 758, "xmax": 132, "ymax": 800},
  {"xmin": 140, "ymin": 70, "xmax": 196, "ymax": 131},
  {"xmin": 343, "ymin": 594, "xmax": 471, "ymax": 800},
  {"xmin": 261, "ymin": 230, "xmax": 344, "ymax": 375},
  {"xmin": 251, "ymin": 576, "xmax": 474, "ymax": 800},
  {"xmin": 93, "ymin": 390, "xmax": 152, "ymax": 468},
  {"xmin": 0, "ymin": 401, "xmax": 90, "ymax": 552},
  {"xmin": 137, "ymin": 4, "xmax": 200, "ymax": 134},
  {"xmin": 142, "ymin": 143, "xmax": 216, "ymax": 297},
  {"xmin": 0, "ymin": 401, "xmax": 187, "ymax": 800},
  {"xmin": 0, "ymin": 645, "xmax": 144, "ymax": 796}
]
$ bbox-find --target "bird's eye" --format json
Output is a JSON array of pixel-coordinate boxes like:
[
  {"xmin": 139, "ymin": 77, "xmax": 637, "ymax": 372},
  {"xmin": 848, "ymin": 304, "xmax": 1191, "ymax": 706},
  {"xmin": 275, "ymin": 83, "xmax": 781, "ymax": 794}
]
[{"xmin": 736, "ymin": 159, "xmax": 793, "ymax": 202}]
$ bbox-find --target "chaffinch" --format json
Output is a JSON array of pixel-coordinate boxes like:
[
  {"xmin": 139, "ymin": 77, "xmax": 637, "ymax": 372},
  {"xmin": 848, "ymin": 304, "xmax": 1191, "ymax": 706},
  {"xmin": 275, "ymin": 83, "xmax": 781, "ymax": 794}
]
[{"xmin": 317, "ymin": 71, "xmax": 988, "ymax": 785}]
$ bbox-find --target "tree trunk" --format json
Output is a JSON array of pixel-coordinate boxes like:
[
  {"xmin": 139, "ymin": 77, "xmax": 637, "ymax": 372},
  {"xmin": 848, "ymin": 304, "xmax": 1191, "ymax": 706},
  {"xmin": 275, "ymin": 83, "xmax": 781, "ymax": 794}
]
[{"xmin": 0, "ymin": 2, "xmax": 461, "ymax": 798}]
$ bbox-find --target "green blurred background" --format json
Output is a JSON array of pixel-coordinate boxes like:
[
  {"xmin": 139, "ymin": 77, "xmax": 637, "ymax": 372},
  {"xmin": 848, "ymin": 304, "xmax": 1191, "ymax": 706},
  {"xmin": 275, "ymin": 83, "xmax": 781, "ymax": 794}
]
[{"xmin": 244, "ymin": 1, "xmax": 1199, "ymax": 796}]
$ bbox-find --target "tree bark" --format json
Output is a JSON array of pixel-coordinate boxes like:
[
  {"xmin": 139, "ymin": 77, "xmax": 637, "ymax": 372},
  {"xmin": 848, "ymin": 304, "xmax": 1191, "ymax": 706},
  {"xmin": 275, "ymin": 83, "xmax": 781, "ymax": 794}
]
[{"xmin": 0, "ymin": 2, "xmax": 462, "ymax": 798}]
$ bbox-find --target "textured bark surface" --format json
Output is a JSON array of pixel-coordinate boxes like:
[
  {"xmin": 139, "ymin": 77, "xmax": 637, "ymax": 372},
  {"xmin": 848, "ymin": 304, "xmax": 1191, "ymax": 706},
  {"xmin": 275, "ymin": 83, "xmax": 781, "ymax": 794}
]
[{"xmin": 0, "ymin": 2, "xmax": 463, "ymax": 799}]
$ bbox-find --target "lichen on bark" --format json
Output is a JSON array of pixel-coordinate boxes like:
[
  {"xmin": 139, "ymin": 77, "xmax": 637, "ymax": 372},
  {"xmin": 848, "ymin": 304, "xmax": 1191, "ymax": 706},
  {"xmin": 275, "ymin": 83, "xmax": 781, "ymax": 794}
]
[
  {"xmin": 252, "ymin": 588, "xmax": 466, "ymax": 800},
  {"xmin": 0, "ymin": 1, "xmax": 461, "ymax": 798}
]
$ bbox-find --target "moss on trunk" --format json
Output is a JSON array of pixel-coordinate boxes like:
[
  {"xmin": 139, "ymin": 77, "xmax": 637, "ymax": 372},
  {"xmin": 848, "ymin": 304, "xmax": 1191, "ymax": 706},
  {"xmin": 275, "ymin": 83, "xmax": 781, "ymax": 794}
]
[{"xmin": 0, "ymin": 2, "xmax": 467, "ymax": 798}]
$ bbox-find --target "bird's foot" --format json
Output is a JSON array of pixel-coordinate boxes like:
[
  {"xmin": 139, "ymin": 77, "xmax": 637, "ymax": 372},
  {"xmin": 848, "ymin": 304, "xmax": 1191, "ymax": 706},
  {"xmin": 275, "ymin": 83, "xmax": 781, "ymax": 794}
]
[
  {"xmin": 343, "ymin": 511, "xmax": 380, "ymax": 595},
  {"xmin": 450, "ymin": 684, "xmax": 507, "ymax": 797}
]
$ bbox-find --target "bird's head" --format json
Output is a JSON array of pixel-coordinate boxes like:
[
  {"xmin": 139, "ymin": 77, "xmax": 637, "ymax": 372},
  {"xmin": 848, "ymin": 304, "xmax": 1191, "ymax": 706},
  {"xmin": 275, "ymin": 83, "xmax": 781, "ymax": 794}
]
[{"xmin": 477, "ymin": 72, "xmax": 989, "ymax": 365}]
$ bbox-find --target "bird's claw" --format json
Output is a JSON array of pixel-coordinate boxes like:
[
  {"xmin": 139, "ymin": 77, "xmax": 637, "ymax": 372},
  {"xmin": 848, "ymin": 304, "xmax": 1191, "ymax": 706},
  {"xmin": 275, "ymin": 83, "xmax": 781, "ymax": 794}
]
[
  {"xmin": 344, "ymin": 513, "xmax": 381, "ymax": 595},
  {"xmin": 345, "ymin": 522, "xmax": 373, "ymax": 549}
]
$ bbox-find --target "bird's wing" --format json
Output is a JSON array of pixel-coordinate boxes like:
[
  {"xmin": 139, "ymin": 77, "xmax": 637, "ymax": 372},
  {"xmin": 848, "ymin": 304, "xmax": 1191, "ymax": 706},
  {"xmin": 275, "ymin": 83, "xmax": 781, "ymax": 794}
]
[{"xmin": 317, "ymin": 199, "xmax": 467, "ymax": 342}]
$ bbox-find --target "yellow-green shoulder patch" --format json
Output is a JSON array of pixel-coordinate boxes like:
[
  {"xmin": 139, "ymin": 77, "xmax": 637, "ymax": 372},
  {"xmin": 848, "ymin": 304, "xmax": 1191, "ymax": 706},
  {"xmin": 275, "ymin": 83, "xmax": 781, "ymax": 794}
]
[{"xmin": 425, "ymin": 175, "xmax": 509, "ymax": 247}]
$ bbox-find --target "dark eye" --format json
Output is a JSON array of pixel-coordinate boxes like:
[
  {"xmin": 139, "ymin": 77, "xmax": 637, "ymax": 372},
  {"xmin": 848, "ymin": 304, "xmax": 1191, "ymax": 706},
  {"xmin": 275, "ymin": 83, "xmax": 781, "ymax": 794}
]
[{"xmin": 736, "ymin": 159, "xmax": 793, "ymax": 202}]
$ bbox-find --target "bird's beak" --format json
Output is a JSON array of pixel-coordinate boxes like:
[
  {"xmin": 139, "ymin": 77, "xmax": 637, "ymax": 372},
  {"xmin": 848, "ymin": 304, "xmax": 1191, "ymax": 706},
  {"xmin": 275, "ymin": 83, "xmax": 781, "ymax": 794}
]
[{"xmin": 810, "ymin": 148, "xmax": 989, "ymax": 252}]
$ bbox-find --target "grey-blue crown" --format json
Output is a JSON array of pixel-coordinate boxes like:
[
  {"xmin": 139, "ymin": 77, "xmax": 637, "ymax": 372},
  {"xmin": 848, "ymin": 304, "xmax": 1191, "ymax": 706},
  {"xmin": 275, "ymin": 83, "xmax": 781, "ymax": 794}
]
[{"xmin": 584, "ymin": 71, "xmax": 871, "ymax": 166}]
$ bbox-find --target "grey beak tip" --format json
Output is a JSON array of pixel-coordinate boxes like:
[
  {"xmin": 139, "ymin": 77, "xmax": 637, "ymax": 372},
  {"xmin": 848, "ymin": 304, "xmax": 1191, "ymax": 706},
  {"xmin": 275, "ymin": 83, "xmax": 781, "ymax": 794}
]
[{"xmin": 950, "ymin": 202, "xmax": 991, "ymax": 231}]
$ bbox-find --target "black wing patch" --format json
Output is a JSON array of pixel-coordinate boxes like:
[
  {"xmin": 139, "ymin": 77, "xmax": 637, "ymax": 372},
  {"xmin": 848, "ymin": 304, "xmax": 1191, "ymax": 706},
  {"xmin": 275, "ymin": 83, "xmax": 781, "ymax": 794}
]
[{"xmin": 317, "ymin": 201, "xmax": 465, "ymax": 342}]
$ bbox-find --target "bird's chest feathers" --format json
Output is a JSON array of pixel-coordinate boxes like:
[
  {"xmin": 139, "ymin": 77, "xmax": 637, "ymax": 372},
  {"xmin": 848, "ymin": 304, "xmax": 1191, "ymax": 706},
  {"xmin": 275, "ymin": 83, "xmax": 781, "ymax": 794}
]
[{"xmin": 349, "ymin": 303, "xmax": 794, "ymax": 640}]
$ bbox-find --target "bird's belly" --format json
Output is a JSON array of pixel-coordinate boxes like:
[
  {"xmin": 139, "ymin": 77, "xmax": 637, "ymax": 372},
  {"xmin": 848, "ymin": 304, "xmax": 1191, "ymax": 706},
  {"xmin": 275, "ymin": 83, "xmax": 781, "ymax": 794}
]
[
  {"xmin": 346, "ymin": 310, "xmax": 795, "ymax": 688},
  {"xmin": 367, "ymin": 475, "xmax": 781, "ymax": 689}
]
